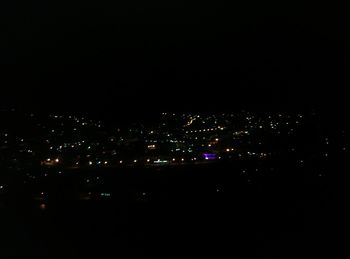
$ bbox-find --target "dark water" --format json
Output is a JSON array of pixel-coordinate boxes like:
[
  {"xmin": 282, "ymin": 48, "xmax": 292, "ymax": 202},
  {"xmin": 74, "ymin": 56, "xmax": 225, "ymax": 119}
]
[{"xmin": 1, "ymin": 161, "xmax": 334, "ymax": 258}]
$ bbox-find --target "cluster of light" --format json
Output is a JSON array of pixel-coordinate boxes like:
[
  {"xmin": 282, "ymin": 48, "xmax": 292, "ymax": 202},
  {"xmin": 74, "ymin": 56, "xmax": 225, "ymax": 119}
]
[
  {"xmin": 147, "ymin": 144, "xmax": 156, "ymax": 149},
  {"xmin": 203, "ymin": 153, "xmax": 217, "ymax": 160},
  {"xmin": 154, "ymin": 159, "xmax": 168, "ymax": 164}
]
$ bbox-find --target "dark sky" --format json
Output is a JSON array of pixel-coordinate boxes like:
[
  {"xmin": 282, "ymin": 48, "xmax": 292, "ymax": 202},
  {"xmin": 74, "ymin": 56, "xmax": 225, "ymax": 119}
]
[{"xmin": 1, "ymin": 1, "xmax": 349, "ymax": 115}]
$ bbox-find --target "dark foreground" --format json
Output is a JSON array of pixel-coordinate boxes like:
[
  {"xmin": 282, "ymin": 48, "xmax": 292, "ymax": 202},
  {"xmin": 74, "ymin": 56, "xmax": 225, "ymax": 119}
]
[{"xmin": 0, "ymin": 158, "xmax": 341, "ymax": 259}]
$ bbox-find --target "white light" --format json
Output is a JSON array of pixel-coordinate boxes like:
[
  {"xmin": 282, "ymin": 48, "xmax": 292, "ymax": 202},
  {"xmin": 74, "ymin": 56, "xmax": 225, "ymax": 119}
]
[
  {"xmin": 147, "ymin": 159, "xmax": 150, "ymax": 162},
  {"xmin": 55, "ymin": 158, "xmax": 59, "ymax": 163},
  {"xmin": 104, "ymin": 161, "xmax": 108, "ymax": 165},
  {"xmin": 119, "ymin": 160, "xmax": 123, "ymax": 164},
  {"xmin": 172, "ymin": 158, "xmax": 176, "ymax": 161},
  {"xmin": 181, "ymin": 158, "xmax": 184, "ymax": 161},
  {"xmin": 226, "ymin": 148, "xmax": 230, "ymax": 152},
  {"xmin": 134, "ymin": 160, "xmax": 137, "ymax": 163}
]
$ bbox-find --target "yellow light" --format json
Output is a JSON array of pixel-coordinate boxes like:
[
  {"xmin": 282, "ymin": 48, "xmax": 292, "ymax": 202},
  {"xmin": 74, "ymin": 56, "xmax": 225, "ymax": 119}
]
[
  {"xmin": 55, "ymin": 158, "xmax": 59, "ymax": 163},
  {"xmin": 147, "ymin": 159, "xmax": 150, "ymax": 162},
  {"xmin": 215, "ymin": 138, "xmax": 219, "ymax": 141}
]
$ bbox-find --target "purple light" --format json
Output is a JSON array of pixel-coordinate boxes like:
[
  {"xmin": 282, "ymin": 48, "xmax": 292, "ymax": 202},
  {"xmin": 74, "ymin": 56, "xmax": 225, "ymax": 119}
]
[{"xmin": 203, "ymin": 153, "xmax": 217, "ymax": 160}]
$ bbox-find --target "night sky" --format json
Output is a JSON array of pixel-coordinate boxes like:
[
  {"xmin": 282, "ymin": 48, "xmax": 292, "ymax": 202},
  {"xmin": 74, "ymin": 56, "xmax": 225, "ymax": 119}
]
[{"xmin": 1, "ymin": 1, "xmax": 349, "ymax": 115}]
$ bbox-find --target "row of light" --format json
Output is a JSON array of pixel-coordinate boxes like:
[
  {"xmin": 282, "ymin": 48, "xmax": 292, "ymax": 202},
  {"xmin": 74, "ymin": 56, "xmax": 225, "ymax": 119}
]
[{"xmin": 186, "ymin": 126, "xmax": 224, "ymax": 134}]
